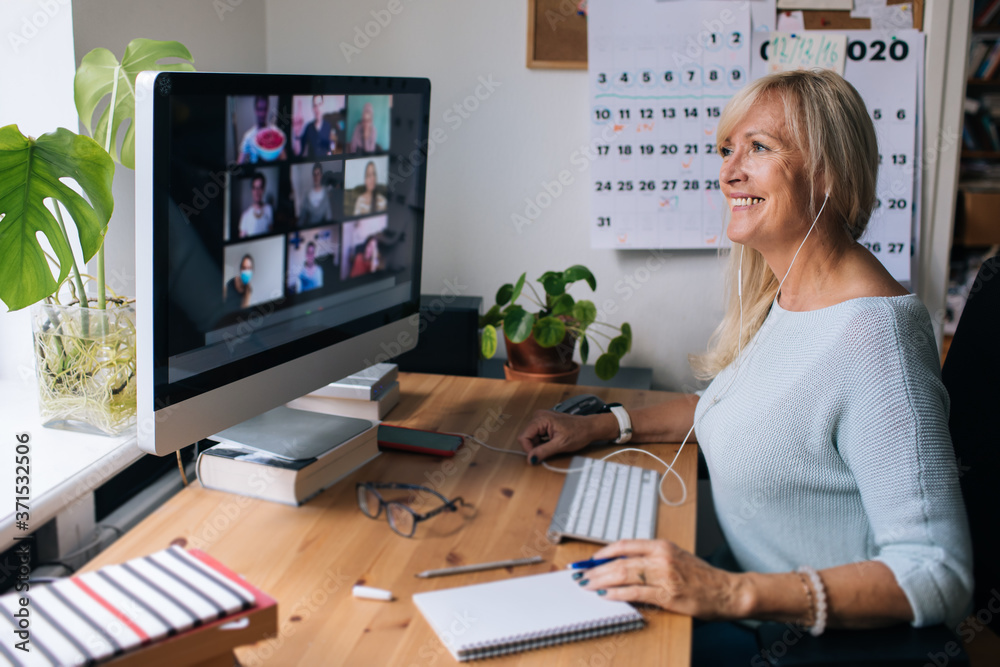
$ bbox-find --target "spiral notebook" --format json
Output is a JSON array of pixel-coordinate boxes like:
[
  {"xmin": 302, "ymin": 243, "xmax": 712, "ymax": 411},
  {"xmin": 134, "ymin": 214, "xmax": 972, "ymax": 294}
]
[{"xmin": 412, "ymin": 570, "xmax": 645, "ymax": 661}]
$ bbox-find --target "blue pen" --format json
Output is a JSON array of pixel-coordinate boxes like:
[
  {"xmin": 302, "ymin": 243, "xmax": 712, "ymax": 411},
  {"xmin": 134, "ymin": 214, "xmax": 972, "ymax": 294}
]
[{"xmin": 569, "ymin": 556, "xmax": 624, "ymax": 570}]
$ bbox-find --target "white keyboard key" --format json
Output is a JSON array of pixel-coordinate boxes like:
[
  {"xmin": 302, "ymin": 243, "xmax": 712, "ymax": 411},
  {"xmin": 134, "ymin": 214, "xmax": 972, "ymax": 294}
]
[
  {"xmin": 563, "ymin": 457, "xmax": 592, "ymax": 536},
  {"xmin": 636, "ymin": 469, "xmax": 658, "ymax": 539},
  {"xmin": 574, "ymin": 459, "xmax": 605, "ymax": 536},
  {"xmin": 620, "ymin": 465, "xmax": 643, "ymax": 539},
  {"xmin": 589, "ymin": 463, "xmax": 619, "ymax": 538},
  {"xmin": 603, "ymin": 465, "xmax": 628, "ymax": 542}
]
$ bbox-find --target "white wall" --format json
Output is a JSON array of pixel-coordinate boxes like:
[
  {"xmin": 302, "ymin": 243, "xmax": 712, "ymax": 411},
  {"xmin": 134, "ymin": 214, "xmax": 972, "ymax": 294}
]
[
  {"xmin": 265, "ymin": 0, "xmax": 970, "ymax": 391},
  {"xmin": 71, "ymin": 0, "xmax": 269, "ymax": 301},
  {"xmin": 0, "ymin": 0, "xmax": 79, "ymax": 382},
  {"xmin": 265, "ymin": 0, "xmax": 728, "ymax": 391}
]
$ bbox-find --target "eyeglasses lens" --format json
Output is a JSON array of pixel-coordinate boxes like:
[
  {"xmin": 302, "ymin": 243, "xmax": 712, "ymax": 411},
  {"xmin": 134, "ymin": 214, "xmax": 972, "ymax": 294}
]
[
  {"xmin": 358, "ymin": 485, "xmax": 381, "ymax": 518},
  {"xmin": 386, "ymin": 502, "xmax": 416, "ymax": 537}
]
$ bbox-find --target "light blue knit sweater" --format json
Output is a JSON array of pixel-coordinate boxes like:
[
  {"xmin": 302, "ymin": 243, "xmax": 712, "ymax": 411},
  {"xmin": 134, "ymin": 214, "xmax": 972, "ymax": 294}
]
[{"xmin": 694, "ymin": 294, "xmax": 973, "ymax": 628}]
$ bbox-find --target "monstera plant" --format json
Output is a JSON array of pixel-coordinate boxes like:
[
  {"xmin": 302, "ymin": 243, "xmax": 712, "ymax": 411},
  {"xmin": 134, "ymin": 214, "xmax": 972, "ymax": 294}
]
[
  {"xmin": 480, "ymin": 265, "xmax": 633, "ymax": 383},
  {"xmin": 0, "ymin": 39, "xmax": 194, "ymax": 435}
]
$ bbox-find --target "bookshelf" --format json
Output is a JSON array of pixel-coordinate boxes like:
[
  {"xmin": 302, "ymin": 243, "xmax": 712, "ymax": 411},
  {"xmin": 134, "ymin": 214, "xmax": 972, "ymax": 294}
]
[{"xmin": 948, "ymin": 6, "xmax": 1000, "ymax": 355}]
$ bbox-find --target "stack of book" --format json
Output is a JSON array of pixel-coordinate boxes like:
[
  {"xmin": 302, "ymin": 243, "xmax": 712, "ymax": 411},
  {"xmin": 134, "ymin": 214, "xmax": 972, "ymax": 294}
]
[
  {"xmin": 286, "ymin": 362, "xmax": 400, "ymax": 420},
  {"xmin": 197, "ymin": 407, "xmax": 379, "ymax": 505}
]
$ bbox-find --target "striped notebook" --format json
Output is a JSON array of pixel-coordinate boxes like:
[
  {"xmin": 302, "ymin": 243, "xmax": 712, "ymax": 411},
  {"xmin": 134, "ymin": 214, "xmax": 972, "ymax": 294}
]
[{"xmin": 0, "ymin": 546, "xmax": 272, "ymax": 666}]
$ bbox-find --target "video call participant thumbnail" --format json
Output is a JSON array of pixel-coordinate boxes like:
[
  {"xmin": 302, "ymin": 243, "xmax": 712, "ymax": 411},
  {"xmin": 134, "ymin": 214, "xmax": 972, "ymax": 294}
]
[
  {"xmin": 232, "ymin": 94, "xmax": 287, "ymax": 164},
  {"xmin": 291, "ymin": 161, "xmax": 341, "ymax": 226},
  {"xmin": 341, "ymin": 214, "xmax": 388, "ymax": 279},
  {"xmin": 235, "ymin": 169, "xmax": 279, "ymax": 239},
  {"xmin": 222, "ymin": 236, "xmax": 285, "ymax": 313},
  {"xmin": 346, "ymin": 95, "xmax": 391, "ymax": 154},
  {"xmin": 344, "ymin": 156, "xmax": 388, "ymax": 217},
  {"xmin": 286, "ymin": 225, "xmax": 339, "ymax": 294},
  {"xmin": 292, "ymin": 94, "xmax": 345, "ymax": 158}
]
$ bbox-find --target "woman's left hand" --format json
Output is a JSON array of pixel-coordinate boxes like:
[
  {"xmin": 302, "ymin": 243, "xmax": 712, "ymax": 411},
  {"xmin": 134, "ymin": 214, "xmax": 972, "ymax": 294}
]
[{"xmin": 578, "ymin": 540, "xmax": 748, "ymax": 621}]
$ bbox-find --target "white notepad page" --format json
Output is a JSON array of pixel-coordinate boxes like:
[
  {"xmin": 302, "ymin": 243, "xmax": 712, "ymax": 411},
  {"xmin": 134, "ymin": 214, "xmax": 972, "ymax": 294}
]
[{"xmin": 413, "ymin": 570, "xmax": 644, "ymax": 660}]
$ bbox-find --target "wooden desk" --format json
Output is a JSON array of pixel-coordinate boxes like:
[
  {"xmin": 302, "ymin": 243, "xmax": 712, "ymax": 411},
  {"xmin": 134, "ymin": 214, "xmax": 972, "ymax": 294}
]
[{"xmin": 83, "ymin": 374, "xmax": 697, "ymax": 665}]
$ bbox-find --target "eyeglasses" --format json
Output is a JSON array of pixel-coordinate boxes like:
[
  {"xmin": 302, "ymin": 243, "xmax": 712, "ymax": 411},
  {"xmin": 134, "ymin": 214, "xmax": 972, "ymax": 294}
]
[{"xmin": 356, "ymin": 482, "xmax": 466, "ymax": 538}]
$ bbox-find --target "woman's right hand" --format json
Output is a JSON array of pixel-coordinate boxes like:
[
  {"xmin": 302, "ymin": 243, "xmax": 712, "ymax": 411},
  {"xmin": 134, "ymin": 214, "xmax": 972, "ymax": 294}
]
[{"xmin": 517, "ymin": 410, "xmax": 618, "ymax": 465}]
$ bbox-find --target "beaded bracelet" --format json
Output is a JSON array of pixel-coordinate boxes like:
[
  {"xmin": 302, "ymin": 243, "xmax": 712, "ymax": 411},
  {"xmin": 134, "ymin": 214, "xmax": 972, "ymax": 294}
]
[
  {"xmin": 797, "ymin": 565, "xmax": 828, "ymax": 636},
  {"xmin": 794, "ymin": 571, "xmax": 815, "ymax": 629}
]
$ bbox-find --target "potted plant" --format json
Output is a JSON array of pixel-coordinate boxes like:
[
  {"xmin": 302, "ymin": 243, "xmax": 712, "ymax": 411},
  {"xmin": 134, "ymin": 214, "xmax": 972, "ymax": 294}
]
[
  {"xmin": 0, "ymin": 39, "xmax": 194, "ymax": 435},
  {"xmin": 479, "ymin": 265, "xmax": 632, "ymax": 384}
]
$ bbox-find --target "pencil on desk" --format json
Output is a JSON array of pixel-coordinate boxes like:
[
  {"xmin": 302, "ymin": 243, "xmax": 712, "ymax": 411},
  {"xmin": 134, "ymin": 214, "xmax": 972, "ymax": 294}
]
[{"xmin": 415, "ymin": 555, "xmax": 543, "ymax": 578}]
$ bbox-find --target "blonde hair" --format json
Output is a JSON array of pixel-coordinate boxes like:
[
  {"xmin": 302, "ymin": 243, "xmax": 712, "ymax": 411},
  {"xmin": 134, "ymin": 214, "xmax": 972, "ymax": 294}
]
[{"xmin": 690, "ymin": 70, "xmax": 879, "ymax": 380}]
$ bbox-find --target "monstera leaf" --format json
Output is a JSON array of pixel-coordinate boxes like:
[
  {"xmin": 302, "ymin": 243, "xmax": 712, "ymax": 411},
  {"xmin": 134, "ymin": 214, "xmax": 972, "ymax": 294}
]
[
  {"xmin": 0, "ymin": 125, "xmax": 114, "ymax": 311},
  {"xmin": 75, "ymin": 39, "xmax": 195, "ymax": 169}
]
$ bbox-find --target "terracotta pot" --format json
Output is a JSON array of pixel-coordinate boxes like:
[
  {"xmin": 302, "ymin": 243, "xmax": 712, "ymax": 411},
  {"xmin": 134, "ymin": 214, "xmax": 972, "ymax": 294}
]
[
  {"xmin": 504, "ymin": 361, "xmax": 580, "ymax": 385},
  {"xmin": 503, "ymin": 329, "xmax": 579, "ymax": 384}
]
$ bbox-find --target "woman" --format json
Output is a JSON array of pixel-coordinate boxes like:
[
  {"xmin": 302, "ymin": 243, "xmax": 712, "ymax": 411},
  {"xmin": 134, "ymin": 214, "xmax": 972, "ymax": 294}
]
[
  {"xmin": 223, "ymin": 254, "xmax": 253, "ymax": 311},
  {"xmin": 349, "ymin": 102, "xmax": 378, "ymax": 153},
  {"xmin": 299, "ymin": 163, "xmax": 332, "ymax": 225},
  {"xmin": 353, "ymin": 161, "xmax": 387, "ymax": 215},
  {"xmin": 517, "ymin": 71, "xmax": 971, "ymax": 659}
]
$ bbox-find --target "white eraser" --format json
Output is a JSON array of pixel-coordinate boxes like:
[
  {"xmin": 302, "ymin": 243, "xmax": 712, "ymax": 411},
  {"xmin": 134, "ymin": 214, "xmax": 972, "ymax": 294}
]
[{"xmin": 353, "ymin": 585, "xmax": 393, "ymax": 601}]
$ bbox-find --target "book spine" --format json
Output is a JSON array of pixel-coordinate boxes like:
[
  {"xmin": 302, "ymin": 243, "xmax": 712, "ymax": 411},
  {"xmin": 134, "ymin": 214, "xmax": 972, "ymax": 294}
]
[{"xmin": 983, "ymin": 42, "xmax": 1000, "ymax": 80}]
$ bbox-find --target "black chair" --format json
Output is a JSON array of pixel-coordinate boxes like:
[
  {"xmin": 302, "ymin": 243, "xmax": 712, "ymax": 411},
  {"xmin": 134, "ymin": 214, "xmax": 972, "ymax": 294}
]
[{"xmin": 752, "ymin": 259, "xmax": 1000, "ymax": 666}]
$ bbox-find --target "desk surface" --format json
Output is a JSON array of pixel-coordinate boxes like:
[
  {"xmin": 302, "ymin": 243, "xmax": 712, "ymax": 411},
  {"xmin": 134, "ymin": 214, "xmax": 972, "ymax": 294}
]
[{"xmin": 83, "ymin": 374, "xmax": 696, "ymax": 666}]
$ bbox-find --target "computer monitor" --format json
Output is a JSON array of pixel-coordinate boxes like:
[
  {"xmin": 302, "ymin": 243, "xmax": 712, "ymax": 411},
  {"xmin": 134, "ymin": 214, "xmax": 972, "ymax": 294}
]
[{"xmin": 135, "ymin": 72, "xmax": 430, "ymax": 456}]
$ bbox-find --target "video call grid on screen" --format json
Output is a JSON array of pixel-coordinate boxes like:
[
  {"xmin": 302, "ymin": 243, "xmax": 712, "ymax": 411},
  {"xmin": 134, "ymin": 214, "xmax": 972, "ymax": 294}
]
[{"xmin": 154, "ymin": 73, "xmax": 429, "ymax": 403}]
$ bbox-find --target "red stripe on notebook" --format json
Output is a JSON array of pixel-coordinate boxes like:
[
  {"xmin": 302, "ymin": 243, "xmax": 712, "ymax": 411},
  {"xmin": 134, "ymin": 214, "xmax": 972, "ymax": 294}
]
[{"xmin": 72, "ymin": 576, "xmax": 150, "ymax": 644}]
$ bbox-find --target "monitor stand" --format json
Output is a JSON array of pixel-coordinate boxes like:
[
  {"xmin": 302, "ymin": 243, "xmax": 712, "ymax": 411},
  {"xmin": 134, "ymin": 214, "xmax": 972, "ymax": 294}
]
[{"xmin": 211, "ymin": 406, "xmax": 375, "ymax": 459}]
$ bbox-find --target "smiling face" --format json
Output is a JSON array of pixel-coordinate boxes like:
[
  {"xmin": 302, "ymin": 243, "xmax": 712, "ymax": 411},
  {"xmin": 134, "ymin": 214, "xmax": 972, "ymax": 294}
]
[
  {"xmin": 718, "ymin": 95, "xmax": 817, "ymax": 252},
  {"xmin": 364, "ymin": 162, "xmax": 377, "ymax": 193}
]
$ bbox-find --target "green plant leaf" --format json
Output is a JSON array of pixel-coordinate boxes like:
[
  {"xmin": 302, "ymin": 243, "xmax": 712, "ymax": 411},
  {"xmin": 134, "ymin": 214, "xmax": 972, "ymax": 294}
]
[
  {"xmin": 621, "ymin": 322, "xmax": 633, "ymax": 352},
  {"xmin": 533, "ymin": 316, "xmax": 566, "ymax": 347},
  {"xmin": 571, "ymin": 300, "xmax": 598, "ymax": 328},
  {"xmin": 540, "ymin": 272, "xmax": 566, "ymax": 296},
  {"xmin": 481, "ymin": 324, "xmax": 498, "ymax": 358},
  {"xmin": 550, "ymin": 293, "xmax": 575, "ymax": 316},
  {"xmin": 564, "ymin": 264, "xmax": 597, "ymax": 291},
  {"xmin": 510, "ymin": 272, "xmax": 526, "ymax": 303},
  {"xmin": 580, "ymin": 336, "xmax": 590, "ymax": 364},
  {"xmin": 75, "ymin": 39, "xmax": 195, "ymax": 169},
  {"xmin": 479, "ymin": 304, "xmax": 502, "ymax": 328},
  {"xmin": 496, "ymin": 283, "xmax": 513, "ymax": 306},
  {"xmin": 0, "ymin": 125, "xmax": 114, "ymax": 311},
  {"xmin": 503, "ymin": 305, "xmax": 534, "ymax": 343},
  {"xmin": 595, "ymin": 353, "xmax": 620, "ymax": 380},
  {"xmin": 608, "ymin": 335, "xmax": 629, "ymax": 358}
]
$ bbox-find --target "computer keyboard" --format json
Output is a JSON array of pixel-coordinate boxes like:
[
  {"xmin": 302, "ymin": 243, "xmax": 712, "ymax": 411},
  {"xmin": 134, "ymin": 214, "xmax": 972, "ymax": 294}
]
[{"xmin": 546, "ymin": 456, "xmax": 659, "ymax": 545}]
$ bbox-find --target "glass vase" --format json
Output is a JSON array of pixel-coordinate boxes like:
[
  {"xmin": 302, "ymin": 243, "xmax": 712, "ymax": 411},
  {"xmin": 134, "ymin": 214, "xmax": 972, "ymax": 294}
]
[{"xmin": 31, "ymin": 301, "xmax": 137, "ymax": 436}]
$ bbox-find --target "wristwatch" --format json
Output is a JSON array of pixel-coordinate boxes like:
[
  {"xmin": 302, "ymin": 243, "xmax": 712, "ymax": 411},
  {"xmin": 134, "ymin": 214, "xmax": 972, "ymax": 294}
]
[{"xmin": 606, "ymin": 403, "xmax": 633, "ymax": 444}]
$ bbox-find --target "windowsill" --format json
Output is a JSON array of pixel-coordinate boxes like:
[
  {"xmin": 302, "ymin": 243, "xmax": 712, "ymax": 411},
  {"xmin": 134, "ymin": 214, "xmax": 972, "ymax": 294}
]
[{"xmin": 0, "ymin": 379, "xmax": 143, "ymax": 549}]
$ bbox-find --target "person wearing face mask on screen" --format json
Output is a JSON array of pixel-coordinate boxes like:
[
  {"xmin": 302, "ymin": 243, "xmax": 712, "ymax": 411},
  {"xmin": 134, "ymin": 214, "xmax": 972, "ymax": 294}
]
[{"xmin": 223, "ymin": 254, "xmax": 254, "ymax": 312}]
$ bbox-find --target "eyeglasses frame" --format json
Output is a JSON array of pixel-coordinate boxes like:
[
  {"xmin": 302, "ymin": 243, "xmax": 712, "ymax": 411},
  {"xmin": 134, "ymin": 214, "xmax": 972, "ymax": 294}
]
[{"xmin": 356, "ymin": 482, "xmax": 466, "ymax": 537}]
